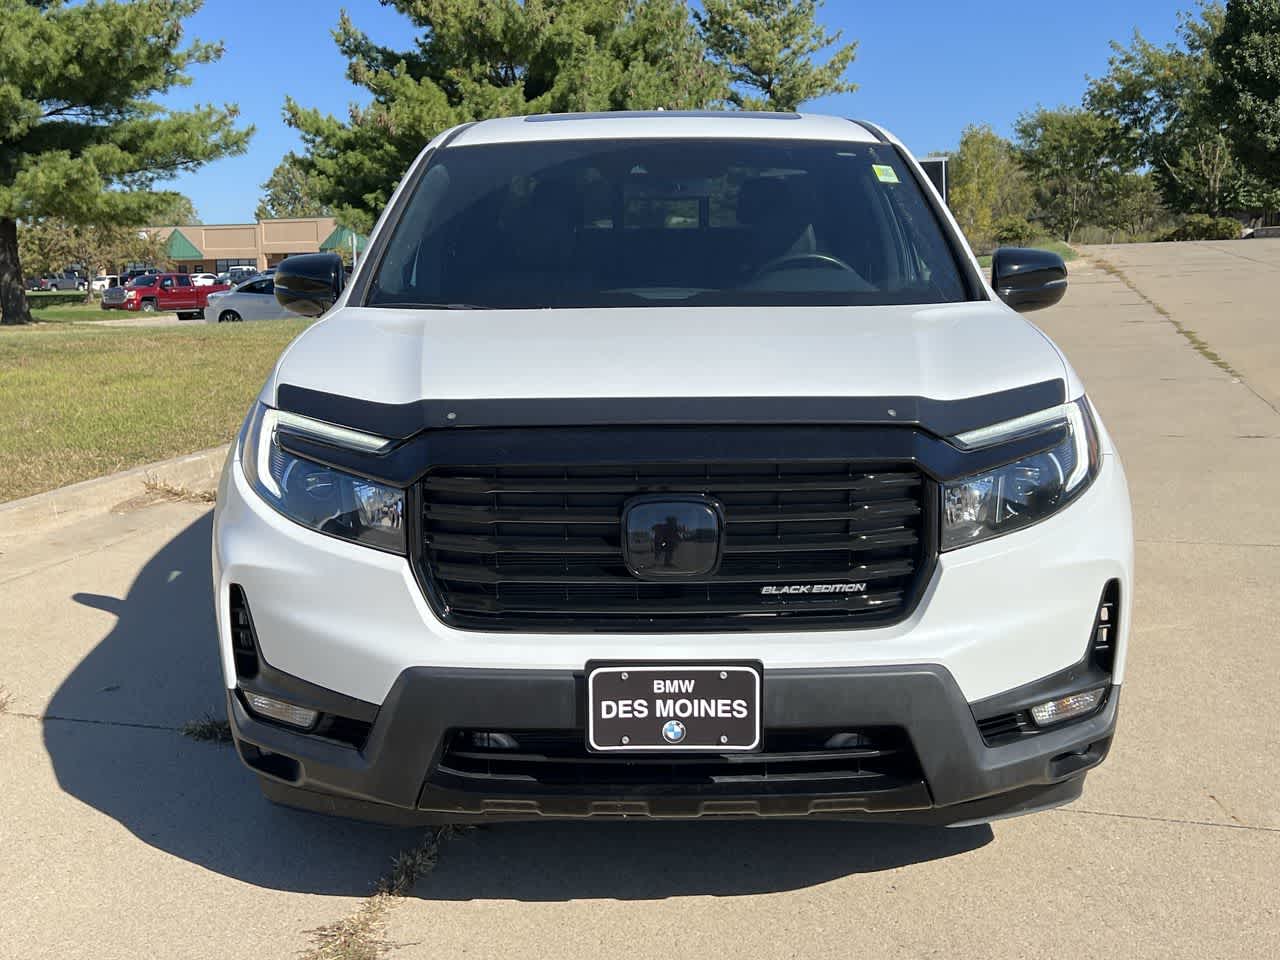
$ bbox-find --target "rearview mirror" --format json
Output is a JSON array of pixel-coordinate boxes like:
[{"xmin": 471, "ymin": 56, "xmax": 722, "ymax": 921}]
[
  {"xmin": 274, "ymin": 253, "xmax": 345, "ymax": 317},
  {"xmin": 991, "ymin": 248, "xmax": 1067, "ymax": 313}
]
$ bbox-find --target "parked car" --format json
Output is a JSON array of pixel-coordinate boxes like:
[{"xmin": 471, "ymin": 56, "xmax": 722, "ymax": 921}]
[
  {"xmin": 227, "ymin": 265, "xmax": 260, "ymax": 285},
  {"xmin": 91, "ymin": 275, "xmax": 120, "ymax": 294},
  {"xmin": 205, "ymin": 276, "xmax": 292, "ymax": 323},
  {"xmin": 100, "ymin": 284, "xmax": 128, "ymax": 310},
  {"xmin": 121, "ymin": 268, "xmax": 158, "ymax": 286},
  {"xmin": 115, "ymin": 272, "xmax": 230, "ymax": 319},
  {"xmin": 215, "ymin": 112, "xmax": 1132, "ymax": 828},
  {"xmin": 43, "ymin": 271, "xmax": 87, "ymax": 291},
  {"xmin": 190, "ymin": 273, "xmax": 220, "ymax": 286}
]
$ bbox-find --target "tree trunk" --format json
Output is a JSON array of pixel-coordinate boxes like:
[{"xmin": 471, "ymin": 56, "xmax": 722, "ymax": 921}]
[{"xmin": 0, "ymin": 217, "xmax": 33, "ymax": 325}]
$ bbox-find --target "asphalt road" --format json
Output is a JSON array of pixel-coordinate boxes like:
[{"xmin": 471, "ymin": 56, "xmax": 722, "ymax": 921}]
[{"xmin": 1, "ymin": 240, "xmax": 1276, "ymax": 958}]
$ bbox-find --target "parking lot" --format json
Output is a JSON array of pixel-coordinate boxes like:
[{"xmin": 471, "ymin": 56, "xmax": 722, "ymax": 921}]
[{"xmin": 1, "ymin": 239, "xmax": 1276, "ymax": 958}]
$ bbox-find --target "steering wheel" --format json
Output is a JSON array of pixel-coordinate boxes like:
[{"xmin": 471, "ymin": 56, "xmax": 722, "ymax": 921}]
[{"xmin": 756, "ymin": 251, "xmax": 858, "ymax": 275}]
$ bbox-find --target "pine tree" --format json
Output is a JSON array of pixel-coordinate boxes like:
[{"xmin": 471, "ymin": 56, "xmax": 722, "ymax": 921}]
[
  {"xmin": 286, "ymin": 0, "xmax": 728, "ymax": 233},
  {"xmin": 0, "ymin": 0, "xmax": 250, "ymax": 324},
  {"xmin": 694, "ymin": 0, "xmax": 857, "ymax": 111}
]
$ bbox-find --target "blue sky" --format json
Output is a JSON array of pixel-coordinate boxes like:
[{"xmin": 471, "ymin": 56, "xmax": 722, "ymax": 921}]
[{"xmin": 161, "ymin": 0, "xmax": 1185, "ymax": 224}]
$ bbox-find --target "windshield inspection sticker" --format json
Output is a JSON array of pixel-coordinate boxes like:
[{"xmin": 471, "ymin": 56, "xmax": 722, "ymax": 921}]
[{"xmin": 872, "ymin": 164, "xmax": 900, "ymax": 184}]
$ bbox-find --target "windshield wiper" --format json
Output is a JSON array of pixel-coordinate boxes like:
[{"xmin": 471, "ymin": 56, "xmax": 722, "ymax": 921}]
[{"xmin": 372, "ymin": 301, "xmax": 486, "ymax": 310}]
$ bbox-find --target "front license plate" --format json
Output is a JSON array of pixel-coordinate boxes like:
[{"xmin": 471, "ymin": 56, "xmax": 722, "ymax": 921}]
[{"xmin": 587, "ymin": 664, "xmax": 761, "ymax": 752}]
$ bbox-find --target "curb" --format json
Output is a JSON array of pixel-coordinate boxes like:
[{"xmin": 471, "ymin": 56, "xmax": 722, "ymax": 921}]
[{"xmin": 0, "ymin": 445, "xmax": 229, "ymax": 539}]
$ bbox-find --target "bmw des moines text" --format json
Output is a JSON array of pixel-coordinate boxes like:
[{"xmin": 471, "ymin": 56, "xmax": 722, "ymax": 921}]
[{"xmin": 212, "ymin": 111, "xmax": 1132, "ymax": 825}]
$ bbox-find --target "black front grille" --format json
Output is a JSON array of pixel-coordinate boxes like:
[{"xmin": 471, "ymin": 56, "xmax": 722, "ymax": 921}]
[
  {"xmin": 432, "ymin": 727, "xmax": 924, "ymax": 796},
  {"xmin": 415, "ymin": 460, "xmax": 933, "ymax": 630}
]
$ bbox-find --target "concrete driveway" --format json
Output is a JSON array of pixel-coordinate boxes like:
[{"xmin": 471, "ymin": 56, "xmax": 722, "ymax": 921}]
[{"xmin": 1, "ymin": 240, "xmax": 1276, "ymax": 958}]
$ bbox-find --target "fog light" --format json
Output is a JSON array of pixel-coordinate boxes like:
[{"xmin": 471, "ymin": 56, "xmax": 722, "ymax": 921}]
[
  {"xmin": 244, "ymin": 691, "xmax": 318, "ymax": 730},
  {"xmin": 1030, "ymin": 688, "xmax": 1106, "ymax": 727},
  {"xmin": 470, "ymin": 732, "xmax": 519, "ymax": 750}
]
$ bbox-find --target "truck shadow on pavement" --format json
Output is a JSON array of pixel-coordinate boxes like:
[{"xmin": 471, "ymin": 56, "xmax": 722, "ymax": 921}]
[{"xmin": 43, "ymin": 513, "xmax": 992, "ymax": 899}]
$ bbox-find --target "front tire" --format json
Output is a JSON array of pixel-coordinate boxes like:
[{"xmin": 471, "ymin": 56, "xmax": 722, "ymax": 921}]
[
  {"xmin": 140, "ymin": 299, "xmax": 157, "ymax": 313},
  {"xmin": 218, "ymin": 310, "xmax": 242, "ymax": 323}
]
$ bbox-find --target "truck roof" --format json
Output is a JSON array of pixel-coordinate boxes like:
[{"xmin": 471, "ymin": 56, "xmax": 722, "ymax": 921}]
[{"xmin": 449, "ymin": 111, "xmax": 885, "ymax": 148}]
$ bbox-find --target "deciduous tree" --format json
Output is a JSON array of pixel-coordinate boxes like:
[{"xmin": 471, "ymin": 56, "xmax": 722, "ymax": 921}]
[
  {"xmin": 947, "ymin": 125, "xmax": 1033, "ymax": 253},
  {"xmin": 694, "ymin": 0, "xmax": 857, "ymax": 110},
  {"xmin": 1086, "ymin": 3, "xmax": 1263, "ymax": 215},
  {"xmin": 1015, "ymin": 107, "xmax": 1117, "ymax": 243},
  {"xmin": 1213, "ymin": 0, "xmax": 1280, "ymax": 187},
  {"xmin": 1098, "ymin": 172, "xmax": 1164, "ymax": 241},
  {"xmin": 153, "ymin": 193, "xmax": 202, "ymax": 225},
  {"xmin": 255, "ymin": 153, "xmax": 332, "ymax": 221},
  {"xmin": 0, "ymin": 0, "xmax": 249, "ymax": 324},
  {"xmin": 19, "ymin": 219, "xmax": 168, "ymax": 290}
]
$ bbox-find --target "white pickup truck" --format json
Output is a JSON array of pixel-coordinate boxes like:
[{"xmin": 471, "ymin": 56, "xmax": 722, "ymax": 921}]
[{"xmin": 213, "ymin": 111, "xmax": 1132, "ymax": 826}]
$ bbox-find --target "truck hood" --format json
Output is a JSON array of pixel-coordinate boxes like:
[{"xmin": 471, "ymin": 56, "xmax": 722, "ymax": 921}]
[{"xmin": 267, "ymin": 302, "xmax": 1069, "ymax": 433}]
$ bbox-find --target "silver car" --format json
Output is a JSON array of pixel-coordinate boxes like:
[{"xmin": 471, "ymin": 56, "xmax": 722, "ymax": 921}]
[{"xmin": 206, "ymin": 276, "xmax": 294, "ymax": 323}]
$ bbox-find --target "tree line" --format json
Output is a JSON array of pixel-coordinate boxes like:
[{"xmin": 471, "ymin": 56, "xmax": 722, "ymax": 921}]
[
  {"xmin": 1, "ymin": 0, "xmax": 857, "ymax": 323},
  {"xmin": 3, "ymin": 0, "xmax": 1279, "ymax": 325},
  {"xmin": 265, "ymin": 0, "xmax": 857, "ymax": 232},
  {"xmin": 949, "ymin": 1, "xmax": 1280, "ymax": 252}
]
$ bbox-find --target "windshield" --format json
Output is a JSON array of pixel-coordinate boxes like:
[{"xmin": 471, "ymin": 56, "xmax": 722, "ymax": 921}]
[{"xmin": 366, "ymin": 138, "xmax": 970, "ymax": 309}]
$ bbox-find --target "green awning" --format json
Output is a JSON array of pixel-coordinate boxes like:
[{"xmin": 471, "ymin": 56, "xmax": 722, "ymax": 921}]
[
  {"xmin": 320, "ymin": 225, "xmax": 367, "ymax": 253},
  {"xmin": 163, "ymin": 228, "xmax": 202, "ymax": 260}
]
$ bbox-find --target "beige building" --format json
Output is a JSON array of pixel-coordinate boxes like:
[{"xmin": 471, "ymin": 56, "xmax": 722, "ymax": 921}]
[{"xmin": 148, "ymin": 217, "xmax": 346, "ymax": 274}]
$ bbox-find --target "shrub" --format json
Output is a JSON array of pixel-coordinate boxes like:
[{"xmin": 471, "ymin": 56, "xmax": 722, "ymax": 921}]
[
  {"xmin": 27, "ymin": 292, "xmax": 88, "ymax": 309},
  {"xmin": 993, "ymin": 215, "xmax": 1035, "ymax": 247},
  {"xmin": 1162, "ymin": 214, "xmax": 1241, "ymax": 242}
]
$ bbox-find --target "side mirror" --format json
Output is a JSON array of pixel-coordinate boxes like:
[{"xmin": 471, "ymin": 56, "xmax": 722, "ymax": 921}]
[
  {"xmin": 992, "ymin": 247, "xmax": 1067, "ymax": 313},
  {"xmin": 275, "ymin": 252, "xmax": 346, "ymax": 317}
]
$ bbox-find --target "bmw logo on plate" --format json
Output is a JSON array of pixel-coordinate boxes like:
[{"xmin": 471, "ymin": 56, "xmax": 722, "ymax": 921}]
[{"xmin": 661, "ymin": 719, "xmax": 687, "ymax": 744}]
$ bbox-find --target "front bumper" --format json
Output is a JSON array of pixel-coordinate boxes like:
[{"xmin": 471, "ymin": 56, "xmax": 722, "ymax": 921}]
[
  {"xmin": 214, "ymin": 434, "xmax": 1131, "ymax": 824},
  {"xmin": 229, "ymin": 663, "xmax": 1118, "ymax": 825}
]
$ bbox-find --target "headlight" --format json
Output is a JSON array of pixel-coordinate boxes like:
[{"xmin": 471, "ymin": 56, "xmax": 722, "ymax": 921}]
[
  {"xmin": 942, "ymin": 398, "xmax": 1099, "ymax": 551},
  {"xmin": 239, "ymin": 402, "xmax": 405, "ymax": 553}
]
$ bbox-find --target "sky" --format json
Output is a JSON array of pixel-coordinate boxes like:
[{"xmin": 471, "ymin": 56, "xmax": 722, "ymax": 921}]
[{"xmin": 160, "ymin": 0, "xmax": 1187, "ymax": 224}]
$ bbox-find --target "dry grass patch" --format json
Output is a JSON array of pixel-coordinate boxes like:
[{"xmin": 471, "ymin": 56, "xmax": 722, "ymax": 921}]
[
  {"xmin": 180, "ymin": 713, "xmax": 233, "ymax": 743},
  {"xmin": 303, "ymin": 827, "xmax": 460, "ymax": 960},
  {"xmin": 142, "ymin": 475, "xmax": 217, "ymax": 504}
]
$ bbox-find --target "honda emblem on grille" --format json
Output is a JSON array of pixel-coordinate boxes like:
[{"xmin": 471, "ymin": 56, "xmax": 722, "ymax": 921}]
[{"xmin": 622, "ymin": 495, "xmax": 724, "ymax": 580}]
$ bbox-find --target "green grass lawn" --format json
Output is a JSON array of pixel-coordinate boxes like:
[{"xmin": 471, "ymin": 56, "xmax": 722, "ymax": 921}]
[
  {"xmin": 24, "ymin": 300, "xmax": 132, "ymax": 323},
  {"xmin": 0, "ymin": 318, "xmax": 311, "ymax": 502}
]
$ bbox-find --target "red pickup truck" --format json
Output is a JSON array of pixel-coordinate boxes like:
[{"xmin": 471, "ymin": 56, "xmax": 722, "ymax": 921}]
[{"xmin": 106, "ymin": 273, "xmax": 231, "ymax": 320}]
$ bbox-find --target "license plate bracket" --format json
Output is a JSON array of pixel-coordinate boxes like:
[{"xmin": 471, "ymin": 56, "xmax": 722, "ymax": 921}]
[{"xmin": 586, "ymin": 663, "xmax": 762, "ymax": 753}]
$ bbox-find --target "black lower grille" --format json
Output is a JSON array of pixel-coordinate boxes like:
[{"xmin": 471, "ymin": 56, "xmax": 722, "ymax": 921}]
[
  {"xmin": 1092, "ymin": 580, "xmax": 1119, "ymax": 672},
  {"xmin": 432, "ymin": 728, "xmax": 923, "ymax": 795},
  {"xmin": 416, "ymin": 459, "xmax": 933, "ymax": 630},
  {"xmin": 228, "ymin": 584, "xmax": 260, "ymax": 679}
]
